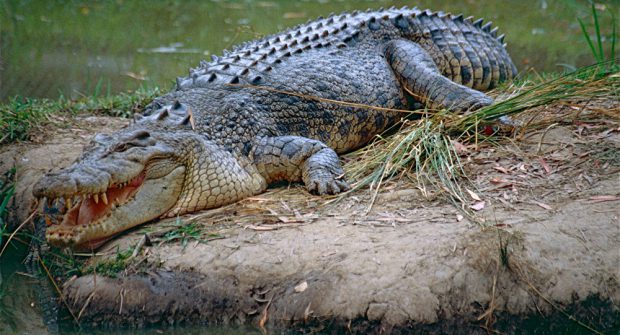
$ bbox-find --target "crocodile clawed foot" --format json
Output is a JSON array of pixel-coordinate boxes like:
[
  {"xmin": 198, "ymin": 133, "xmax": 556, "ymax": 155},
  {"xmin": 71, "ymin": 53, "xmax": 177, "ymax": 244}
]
[{"xmin": 307, "ymin": 177, "xmax": 350, "ymax": 195}]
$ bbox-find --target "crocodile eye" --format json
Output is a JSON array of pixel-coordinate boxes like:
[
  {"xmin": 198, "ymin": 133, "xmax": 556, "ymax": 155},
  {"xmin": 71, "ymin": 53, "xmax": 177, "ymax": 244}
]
[{"xmin": 113, "ymin": 143, "xmax": 130, "ymax": 152}]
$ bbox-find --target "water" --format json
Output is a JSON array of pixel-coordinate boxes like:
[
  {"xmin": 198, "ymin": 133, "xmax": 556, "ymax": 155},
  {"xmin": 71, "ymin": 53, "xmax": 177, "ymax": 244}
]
[
  {"xmin": 0, "ymin": 0, "xmax": 618, "ymax": 101},
  {"xmin": 0, "ymin": 0, "xmax": 618, "ymax": 333}
]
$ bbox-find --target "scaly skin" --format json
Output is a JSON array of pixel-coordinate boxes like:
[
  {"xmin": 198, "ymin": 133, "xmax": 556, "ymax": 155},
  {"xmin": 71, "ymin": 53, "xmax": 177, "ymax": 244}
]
[{"xmin": 33, "ymin": 6, "xmax": 517, "ymax": 249}]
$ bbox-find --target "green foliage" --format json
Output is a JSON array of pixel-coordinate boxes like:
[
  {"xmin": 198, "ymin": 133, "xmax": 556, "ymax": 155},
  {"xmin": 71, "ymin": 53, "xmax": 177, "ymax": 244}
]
[
  {"xmin": 161, "ymin": 217, "xmax": 216, "ymax": 250},
  {"xmin": 84, "ymin": 247, "xmax": 134, "ymax": 278},
  {"xmin": 0, "ymin": 86, "xmax": 162, "ymax": 145},
  {"xmin": 0, "ymin": 168, "xmax": 16, "ymax": 249},
  {"xmin": 578, "ymin": 3, "xmax": 618, "ymax": 69}
]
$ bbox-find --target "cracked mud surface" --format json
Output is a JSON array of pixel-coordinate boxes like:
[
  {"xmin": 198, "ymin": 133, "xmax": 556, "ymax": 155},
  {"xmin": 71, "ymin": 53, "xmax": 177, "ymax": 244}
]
[{"xmin": 2, "ymin": 111, "xmax": 619, "ymax": 333}]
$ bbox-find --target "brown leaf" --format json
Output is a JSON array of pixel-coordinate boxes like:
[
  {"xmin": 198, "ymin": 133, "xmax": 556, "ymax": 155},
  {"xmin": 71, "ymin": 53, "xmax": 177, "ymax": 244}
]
[
  {"xmin": 538, "ymin": 157, "xmax": 551, "ymax": 174},
  {"xmin": 493, "ymin": 166, "xmax": 510, "ymax": 174},
  {"xmin": 466, "ymin": 188, "xmax": 482, "ymax": 201},
  {"xmin": 532, "ymin": 201, "xmax": 552, "ymax": 210},
  {"xmin": 588, "ymin": 195, "xmax": 619, "ymax": 203},
  {"xmin": 451, "ymin": 140, "xmax": 469, "ymax": 154},
  {"xmin": 489, "ymin": 177, "xmax": 511, "ymax": 185}
]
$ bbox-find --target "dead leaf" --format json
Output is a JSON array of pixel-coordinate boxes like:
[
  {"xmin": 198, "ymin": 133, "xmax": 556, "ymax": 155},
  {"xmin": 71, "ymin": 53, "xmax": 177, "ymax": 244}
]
[
  {"xmin": 493, "ymin": 166, "xmax": 510, "ymax": 174},
  {"xmin": 466, "ymin": 188, "xmax": 482, "ymax": 201},
  {"xmin": 489, "ymin": 177, "xmax": 513, "ymax": 186},
  {"xmin": 588, "ymin": 195, "xmax": 619, "ymax": 203},
  {"xmin": 267, "ymin": 208, "xmax": 291, "ymax": 223},
  {"xmin": 538, "ymin": 157, "xmax": 551, "ymax": 174},
  {"xmin": 294, "ymin": 281, "xmax": 308, "ymax": 293},
  {"xmin": 532, "ymin": 201, "xmax": 552, "ymax": 210},
  {"xmin": 245, "ymin": 225, "xmax": 277, "ymax": 231},
  {"xmin": 470, "ymin": 201, "xmax": 486, "ymax": 211},
  {"xmin": 451, "ymin": 140, "xmax": 469, "ymax": 154}
]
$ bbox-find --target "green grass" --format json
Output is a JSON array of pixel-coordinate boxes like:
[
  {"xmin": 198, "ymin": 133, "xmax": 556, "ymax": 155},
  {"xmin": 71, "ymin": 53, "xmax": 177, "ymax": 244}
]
[
  {"xmin": 160, "ymin": 217, "xmax": 219, "ymax": 250},
  {"xmin": 578, "ymin": 3, "xmax": 617, "ymax": 69},
  {"xmin": 0, "ymin": 86, "xmax": 162, "ymax": 145},
  {"xmin": 83, "ymin": 247, "xmax": 134, "ymax": 278}
]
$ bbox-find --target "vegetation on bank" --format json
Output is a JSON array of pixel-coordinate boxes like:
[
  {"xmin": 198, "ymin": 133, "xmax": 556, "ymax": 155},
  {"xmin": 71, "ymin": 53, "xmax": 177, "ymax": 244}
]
[
  {"xmin": 0, "ymin": 0, "xmax": 616, "ymax": 276},
  {"xmin": 0, "ymin": 86, "xmax": 162, "ymax": 145},
  {"xmin": 0, "ymin": 5, "xmax": 615, "ymax": 334}
]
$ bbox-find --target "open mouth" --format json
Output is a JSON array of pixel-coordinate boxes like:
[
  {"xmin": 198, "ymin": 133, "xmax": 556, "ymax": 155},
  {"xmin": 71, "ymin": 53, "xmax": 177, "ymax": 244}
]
[{"xmin": 44, "ymin": 171, "xmax": 146, "ymax": 249}]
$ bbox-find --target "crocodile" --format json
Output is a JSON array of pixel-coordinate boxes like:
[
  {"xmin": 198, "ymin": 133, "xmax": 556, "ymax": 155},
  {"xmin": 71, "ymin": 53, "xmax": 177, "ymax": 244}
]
[{"xmin": 33, "ymin": 6, "xmax": 517, "ymax": 250}]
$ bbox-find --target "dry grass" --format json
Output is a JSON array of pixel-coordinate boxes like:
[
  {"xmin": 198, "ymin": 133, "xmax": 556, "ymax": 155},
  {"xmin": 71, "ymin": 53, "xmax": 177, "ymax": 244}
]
[{"xmin": 342, "ymin": 64, "xmax": 619, "ymax": 222}]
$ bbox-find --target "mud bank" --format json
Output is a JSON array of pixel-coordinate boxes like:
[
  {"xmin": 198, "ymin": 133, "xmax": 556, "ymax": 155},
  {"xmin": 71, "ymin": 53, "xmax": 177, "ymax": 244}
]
[{"xmin": 2, "ymin": 114, "xmax": 619, "ymax": 333}]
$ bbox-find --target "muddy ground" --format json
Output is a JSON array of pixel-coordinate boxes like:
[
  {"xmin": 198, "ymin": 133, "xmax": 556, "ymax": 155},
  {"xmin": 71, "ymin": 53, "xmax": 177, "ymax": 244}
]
[{"xmin": 2, "ymin": 104, "xmax": 619, "ymax": 333}]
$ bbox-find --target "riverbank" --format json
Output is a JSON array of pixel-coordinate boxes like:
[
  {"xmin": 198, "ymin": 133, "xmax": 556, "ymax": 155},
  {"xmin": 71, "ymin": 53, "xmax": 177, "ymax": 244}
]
[{"xmin": 1, "ymin": 68, "xmax": 618, "ymax": 333}]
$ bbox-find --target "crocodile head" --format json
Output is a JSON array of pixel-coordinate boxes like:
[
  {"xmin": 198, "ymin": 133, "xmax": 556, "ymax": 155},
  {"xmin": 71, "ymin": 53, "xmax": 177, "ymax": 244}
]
[
  {"xmin": 33, "ymin": 126, "xmax": 191, "ymax": 250},
  {"xmin": 34, "ymin": 119, "xmax": 266, "ymax": 251}
]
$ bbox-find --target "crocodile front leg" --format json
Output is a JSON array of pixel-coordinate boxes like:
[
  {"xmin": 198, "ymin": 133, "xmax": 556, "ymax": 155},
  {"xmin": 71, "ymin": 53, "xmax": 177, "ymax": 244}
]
[
  {"xmin": 251, "ymin": 136, "xmax": 350, "ymax": 195},
  {"xmin": 385, "ymin": 40, "xmax": 493, "ymax": 112}
]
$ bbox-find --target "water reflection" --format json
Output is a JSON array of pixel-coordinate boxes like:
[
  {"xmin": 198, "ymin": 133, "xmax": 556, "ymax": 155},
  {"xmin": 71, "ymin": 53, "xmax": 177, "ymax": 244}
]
[{"xmin": 0, "ymin": 0, "xmax": 617, "ymax": 101}]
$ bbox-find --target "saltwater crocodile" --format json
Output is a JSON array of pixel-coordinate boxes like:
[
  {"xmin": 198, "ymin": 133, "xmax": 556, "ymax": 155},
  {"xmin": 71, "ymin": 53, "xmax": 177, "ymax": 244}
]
[{"xmin": 33, "ymin": 6, "xmax": 517, "ymax": 250}]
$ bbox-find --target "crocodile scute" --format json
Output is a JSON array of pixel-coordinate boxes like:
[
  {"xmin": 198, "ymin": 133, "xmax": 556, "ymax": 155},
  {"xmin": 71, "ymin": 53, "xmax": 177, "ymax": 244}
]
[{"xmin": 33, "ymin": 6, "xmax": 517, "ymax": 250}]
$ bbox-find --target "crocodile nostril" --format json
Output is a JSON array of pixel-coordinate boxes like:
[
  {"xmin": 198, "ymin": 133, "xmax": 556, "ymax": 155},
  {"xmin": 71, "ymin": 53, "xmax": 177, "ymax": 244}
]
[{"xmin": 133, "ymin": 130, "xmax": 150, "ymax": 140}]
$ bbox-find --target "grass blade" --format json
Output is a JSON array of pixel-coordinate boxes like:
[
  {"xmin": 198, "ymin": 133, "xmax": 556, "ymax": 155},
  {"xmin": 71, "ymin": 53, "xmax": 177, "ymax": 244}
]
[
  {"xmin": 592, "ymin": 3, "xmax": 604, "ymax": 63},
  {"xmin": 579, "ymin": 17, "xmax": 599, "ymax": 62}
]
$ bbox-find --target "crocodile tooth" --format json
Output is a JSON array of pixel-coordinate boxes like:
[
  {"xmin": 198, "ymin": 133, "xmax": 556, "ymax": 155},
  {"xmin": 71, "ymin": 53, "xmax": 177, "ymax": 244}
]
[
  {"xmin": 101, "ymin": 193, "xmax": 108, "ymax": 205},
  {"xmin": 66, "ymin": 197, "xmax": 72, "ymax": 209},
  {"xmin": 156, "ymin": 109, "xmax": 169, "ymax": 120},
  {"xmin": 94, "ymin": 194, "xmax": 99, "ymax": 204}
]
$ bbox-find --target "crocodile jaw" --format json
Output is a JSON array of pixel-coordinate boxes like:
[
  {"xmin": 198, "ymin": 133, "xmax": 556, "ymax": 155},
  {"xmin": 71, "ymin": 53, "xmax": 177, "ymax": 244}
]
[{"xmin": 44, "ymin": 166, "xmax": 186, "ymax": 250}]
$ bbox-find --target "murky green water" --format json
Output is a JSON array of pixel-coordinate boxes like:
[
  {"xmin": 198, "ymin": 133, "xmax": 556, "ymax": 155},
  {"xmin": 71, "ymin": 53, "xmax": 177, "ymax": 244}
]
[
  {"xmin": 0, "ymin": 0, "xmax": 618, "ymax": 333},
  {"xmin": 0, "ymin": 0, "xmax": 618, "ymax": 101}
]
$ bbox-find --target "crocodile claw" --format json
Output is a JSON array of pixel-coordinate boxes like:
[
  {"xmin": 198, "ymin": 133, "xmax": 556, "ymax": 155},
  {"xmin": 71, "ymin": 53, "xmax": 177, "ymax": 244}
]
[{"xmin": 307, "ymin": 178, "xmax": 350, "ymax": 195}]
